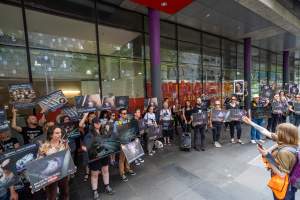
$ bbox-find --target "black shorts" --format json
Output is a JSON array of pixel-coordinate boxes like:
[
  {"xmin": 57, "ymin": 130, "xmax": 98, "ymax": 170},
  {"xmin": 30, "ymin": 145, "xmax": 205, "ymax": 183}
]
[{"xmin": 88, "ymin": 156, "xmax": 110, "ymax": 171}]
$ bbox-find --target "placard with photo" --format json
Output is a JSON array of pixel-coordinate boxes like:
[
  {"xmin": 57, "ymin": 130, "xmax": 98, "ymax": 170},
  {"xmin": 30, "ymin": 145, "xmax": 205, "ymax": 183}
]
[
  {"xmin": 60, "ymin": 122, "xmax": 80, "ymax": 140},
  {"xmin": 289, "ymin": 84, "xmax": 299, "ymax": 95},
  {"xmin": 211, "ymin": 110, "xmax": 229, "ymax": 122},
  {"xmin": 233, "ymin": 80, "xmax": 244, "ymax": 95},
  {"xmin": 144, "ymin": 97, "xmax": 158, "ymax": 109},
  {"xmin": 260, "ymin": 84, "xmax": 273, "ymax": 99},
  {"xmin": 115, "ymin": 96, "xmax": 129, "ymax": 109},
  {"xmin": 227, "ymin": 109, "xmax": 246, "ymax": 121},
  {"xmin": 75, "ymin": 94, "xmax": 102, "ymax": 113},
  {"xmin": 102, "ymin": 96, "xmax": 115, "ymax": 110},
  {"xmin": 272, "ymin": 101, "xmax": 286, "ymax": 114},
  {"xmin": 146, "ymin": 125, "xmax": 162, "ymax": 140},
  {"xmin": 294, "ymin": 103, "xmax": 300, "ymax": 114},
  {"xmin": 38, "ymin": 90, "xmax": 67, "ymax": 112},
  {"xmin": 8, "ymin": 83, "xmax": 36, "ymax": 109},
  {"xmin": 88, "ymin": 137, "xmax": 120, "ymax": 162},
  {"xmin": 121, "ymin": 138, "xmax": 144, "ymax": 164},
  {"xmin": 0, "ymin": 109, "xmax": 9, "ymax": 132},
  {"xmin": 0, "ymin": 143, "xmax": 39, "ymax": 189},
  {"xmin": 192, "ymin": 111, "xmax": 208, "ymax": 126},
  {"xmin": 25, "ymin": 150, "xmax": 76, "ymax": 193},
  {"xmin": 62, "ymin": 106, "xmax": 79, "ymax": 122}
]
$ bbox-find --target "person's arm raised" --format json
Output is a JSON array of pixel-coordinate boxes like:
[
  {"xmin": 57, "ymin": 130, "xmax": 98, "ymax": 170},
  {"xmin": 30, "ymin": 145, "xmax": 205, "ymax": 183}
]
[
  {"xmin": 242, "ymin": 116, "xmax": 273, "ymax": 138},
  {"xmin": 11, "ymin": 107, "xmax": 22, "ymax": 133},
  {"xmin": 79, "ymin": 112, "xmax": 89, "ymax": 128}
]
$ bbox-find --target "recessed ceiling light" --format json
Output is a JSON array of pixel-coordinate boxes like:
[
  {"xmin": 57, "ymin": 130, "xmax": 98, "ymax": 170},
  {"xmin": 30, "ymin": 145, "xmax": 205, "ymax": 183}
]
[
  {"xmin": 138, "ymin": 72, "xmax": 142, "ymax": 75},
  {"xmin": 161, "ymin": 2, "xmax": 168, "ymax": 7},
  {"xmin": 86, "ymin": 70, "xmax": 92, "ymax": 75},
  {"xmin": 205, "ymin": 13, "xmax": 210, "ymax": 18},
  {"xmin": 112, "ymin": 78, "xmax": 116, "ymax": 81}
]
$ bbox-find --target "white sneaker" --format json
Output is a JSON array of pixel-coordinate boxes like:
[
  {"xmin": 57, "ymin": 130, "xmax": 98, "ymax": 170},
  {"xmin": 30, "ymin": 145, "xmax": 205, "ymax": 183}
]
[
  {"xmin": 259, "ymin": 139, "xmax": 265, "ymax": 143},
  {"xmin": 251, "ymin": 140, "xmax": 256, "ymax": 144},
  {"xmin": 214, "ymin": 142, "xmax": 222, "ymax": 148},
  {"xmin": 231, "ymin": 138, "xmax": 236, "ymax": 144},
  {"xmin": 237, "ymin": 139, "xmax": 244, "ymax": 144}
]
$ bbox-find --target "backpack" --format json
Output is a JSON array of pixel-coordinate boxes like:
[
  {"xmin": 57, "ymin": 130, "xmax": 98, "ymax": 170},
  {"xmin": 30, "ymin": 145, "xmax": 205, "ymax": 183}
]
[{"xmin": 280, "ymin": 146, "xmax": 300, "ymax": 189}]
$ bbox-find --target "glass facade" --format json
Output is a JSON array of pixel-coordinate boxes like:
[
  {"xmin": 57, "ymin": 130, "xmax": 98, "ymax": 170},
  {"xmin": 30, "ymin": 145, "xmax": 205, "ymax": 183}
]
[{"xmin": 0, "ymin": 1, "xmax": 286, "ymax": 110}]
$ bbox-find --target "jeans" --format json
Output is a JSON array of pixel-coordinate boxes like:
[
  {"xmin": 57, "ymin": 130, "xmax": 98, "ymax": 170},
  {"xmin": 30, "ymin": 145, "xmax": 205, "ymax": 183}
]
[
  {"xmin": 273, "ymin": 185, "xmax": 297, "ymax": 200},
  {"xmin": 294, "ymin": 114, "xmax": 300, "ymax": 127},
  {"xmin": 229, "ymin": 121, "xmax": 242, "ymax": 139},
  {"xmin": 250, "ymin": 118, "xmax": 264, "ymax": 140},
  {"xmin": 212, "ymin": 122, "xmax": 222, "ymax": 142},
  {"xmin": 193, "ymin": 125, "xmax": 205, "ymax": 148}
]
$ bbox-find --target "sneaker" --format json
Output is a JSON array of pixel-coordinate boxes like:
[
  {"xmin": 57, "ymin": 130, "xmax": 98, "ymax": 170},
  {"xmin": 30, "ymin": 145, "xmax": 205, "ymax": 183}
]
[
  {"xmin": 250, "ymin": 140, "xmax": 256, "ymax": 144},
  {"xmin": 237, "ymin": 139, "xmax": 244, "ymax": 144},
  {"xmin": 93, "ymin": 190, "xmax": 100, "ymax": 200},
  {"xmin": 231, "ymin": 138, "xmax": 236, "ymax": 144},
  {"xmin": 138, "ymin": 158, "xmax": 144, "ymax": 163},
  {"xmin": 152, "ymin": 150, "xmax": 156, "ymax": 154},
  {"xmin": 135, "ymin": 160, "xmax": 141, "ymax": 166},
  {"xmin": 128, "ymin": 170, "xmax": 136, "ymax": 176},
  {"xmin": 259, "ymin": 139, "xmax": 265, "ymax": 143},
  {"xmin": 214, "ymin": 142, "xmax": 222, "ymax": 148},
  {"xmin": 148, "ymin": 152, "xmax": 153, "ymax": 156},
  {"xmin": 105, "ymin": 185, "xmax": 115, "ymax": 195},
  {"xmin": 121, "ymin": 175, "xmax": 128, "ymax": 182}
]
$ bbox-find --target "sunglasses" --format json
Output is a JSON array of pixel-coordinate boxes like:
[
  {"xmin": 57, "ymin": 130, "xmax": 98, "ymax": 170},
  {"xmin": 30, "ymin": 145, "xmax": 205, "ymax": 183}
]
[{"xmin": 121, "ymin": 112, "xmax": 127, "ymax": 115}]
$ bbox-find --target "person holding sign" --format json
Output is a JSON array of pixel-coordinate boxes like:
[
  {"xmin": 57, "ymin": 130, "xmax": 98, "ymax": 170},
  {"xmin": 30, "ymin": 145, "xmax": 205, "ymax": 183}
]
[
  {"xmin": 160, "ymin": 102, "xmax": 173, "ymax": 145},
  {"xmin": 271, "ymin": 94, "xmax": 288, "ymax": 132},
  {"xmin": 38, "ymin": 126, "xmax": 69, "ymax": 200},
  {"xmin": 144, "ymin": 105, "xmax": 158, "ymax": 156},
  {"xmin": 226, "ymin": 95, "xmax": 243, "ymax": 144},
  {"xmin": 182, "ymin": 101, "xmax": 193, "ymax": 133},
  {"xmin": 83, "ymin": 118, "xmax": 114, "ymax": 200},
  {"xmin": 250, "ymin": 94, "xmax": 269, "ymax": 144},
  {"xmin": 113, "ymin": 108, "xmax": 136, "ymax": 182},
  {"xmin": 0, "ymin": 130, "xmax": 20, "ymax": 153},
  {"xmin": 209, "ymin": 100, "xmax": 225, "ymax": 148},
  {"xmin": 242, "ymin": 117, "xmax": 298, "ymax": 200},
  {"xmin": 191, "ymin": 97, "xmax": 208, "ymax": 151},
  {"xmin": 11, "ymin": 108, "xmax": 46, "ymax": 145}
]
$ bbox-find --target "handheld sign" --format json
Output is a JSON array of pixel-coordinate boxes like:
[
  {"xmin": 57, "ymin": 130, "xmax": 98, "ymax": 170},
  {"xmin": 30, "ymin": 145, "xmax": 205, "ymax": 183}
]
[
  {"xmin": 211, "ymin": 110, "xmax": 228, "ymax": 122},
  {"xmin": 115, "ymin": 96, "xmax": 129, "ymax": 109},
  {"xmin": 0, "ymin": 109, "xmax": 9, "ymax": 132},
  {"xmin": 294, "ymin": 103, "xmax": 300, "ymax": 115},
  {"xmin": 75, "ymin": 94, "xmax": 102, "ymax": 113},
  {"xmin": 8, "ymin": 83, "xmax": 36, "ymax": 109},
  {"xmin": 227, "ymin": 109, "xmax": 246, "ymax": 121},
  {"xmin": 62, "ymin": 106, "xmax": 79, "ymax": 122},
  {"xmin": 192, "ymin": 111, "xmax": 208, "ymax": 126},
  {"xmin": 38, "ymin": 90, "xmax": 67, "ymax": 112},
  {"xmin": 121, "ymin": 138, "xmax": 144, "ymax": 164}
]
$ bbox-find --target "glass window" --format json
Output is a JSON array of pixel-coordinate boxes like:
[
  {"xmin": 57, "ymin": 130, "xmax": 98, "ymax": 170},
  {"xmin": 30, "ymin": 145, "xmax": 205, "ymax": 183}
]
[
  {"xmin": 178, "ymin": 26, "xmax": 200, "ymax": 44},
  {"xmin": 144, "ymin": 18, "xmax": 175, "ymax": 39},
  {"xmin": 26, "ymin": 10, "xmax": 99, "ymax": 101},
  {"xmin": 99, "ymin": 25, "xmax": 143, "ymax": 58},
  {"xmin": 203, "ymin": 33, "xmax": 220, "ymax": 48},
  {"xmin": 0, "ymin": 4, "xmax": 28, "ymax": 106},
  {"xmin": 178, "ymin": 42, "xmax": 201, "ymax": 64}
]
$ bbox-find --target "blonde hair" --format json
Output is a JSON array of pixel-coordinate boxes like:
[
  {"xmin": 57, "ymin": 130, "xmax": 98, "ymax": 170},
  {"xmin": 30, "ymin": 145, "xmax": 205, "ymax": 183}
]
[{"xmin": 276, "ymin": 123, "xmax": 299, "ymax": 146}]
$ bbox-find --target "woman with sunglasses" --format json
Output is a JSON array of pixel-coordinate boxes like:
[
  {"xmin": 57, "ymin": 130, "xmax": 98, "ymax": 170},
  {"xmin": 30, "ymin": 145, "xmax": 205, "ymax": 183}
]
[
  {"xmin": 226, "ymin": 95, "xmax": 243, "ymax": 144},
  {"xmin": 38, "ymin": 126, "xmax": 69, "ymax": 200},
  {"xmin": 83, "ymin": 118, "xmax": 114, "ymax": 200},
  {"xmin": 271, "ymin": 94, "xmax": 288, "ymax": 132}
]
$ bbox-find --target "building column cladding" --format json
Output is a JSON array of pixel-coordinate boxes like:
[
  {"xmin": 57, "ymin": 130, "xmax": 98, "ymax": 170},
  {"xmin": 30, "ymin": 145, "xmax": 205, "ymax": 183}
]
[
  {"xmin": 283, "ymin": 50, "xmax": 289, "ymax": 86},
  {"xmin": 148, "ymin": 8, "xmax": 162, "ymax": 104},
  {"xmin": 244, "ymin": 38, "xmax": 251, "ymax": 111}
]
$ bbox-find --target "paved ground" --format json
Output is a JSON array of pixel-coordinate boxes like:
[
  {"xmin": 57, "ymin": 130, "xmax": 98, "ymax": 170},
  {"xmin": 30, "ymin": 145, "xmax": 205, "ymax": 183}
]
[{"xmin": 69, "ymin": 126, "xmax": 300, "ymax": 200}]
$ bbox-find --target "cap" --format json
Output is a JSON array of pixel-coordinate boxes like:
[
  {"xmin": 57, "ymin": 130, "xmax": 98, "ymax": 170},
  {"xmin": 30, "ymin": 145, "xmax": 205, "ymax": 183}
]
[{"xmin": 252, "ymin": 94, "xmax": 259, "ymax": 99}]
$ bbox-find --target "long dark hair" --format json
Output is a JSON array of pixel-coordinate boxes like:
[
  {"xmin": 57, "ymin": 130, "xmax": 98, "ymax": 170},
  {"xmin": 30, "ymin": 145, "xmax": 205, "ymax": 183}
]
[{"xmin": 46, "ymin": 125, "xmax": 63, "ymax": 141}]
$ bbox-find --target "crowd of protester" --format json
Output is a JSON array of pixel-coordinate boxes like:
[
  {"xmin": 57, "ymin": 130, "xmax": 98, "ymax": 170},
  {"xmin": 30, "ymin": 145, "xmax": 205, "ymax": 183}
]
[{"xmin": 1, "ymin": 89, "xmax": 300, "ymax": 200}]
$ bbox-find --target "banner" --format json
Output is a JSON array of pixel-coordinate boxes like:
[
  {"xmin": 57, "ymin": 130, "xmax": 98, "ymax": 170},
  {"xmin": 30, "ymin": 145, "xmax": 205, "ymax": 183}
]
[
  {"xmin": 226, "ymin": 109, "xmax": 246, "ymax": 121},
  {"xmin": 0, "ymin": 143, "xmax": 38, "ymax": 188},
  {"xmin": 233, "ymin": 80, "xmax": 244, "ymax": 95},
  {"xmin": 25, "ymin": 150, "xmax": 76, "ymax": 193},
  {"xmin": 38, "ymin": 90, "xmax": 67, "ymax": 112},
  {"xmin": 8, "ymin": 83, "xmax": 36, "ymax": 109},
  {"xmin": 115, "ymin": 96, "xmax": 129, "ymax": 109},
  {"xmin": 211, "ymin": 110, "xmax": 228, "ymax": 122},
  {"xmin": 121, "ymin": 138, "xmax": 144, "ymax": 164},
  {"xmin": 62, "ymin": 106, "xmax": 79, "ymax": 122},
  {"xmin": 192, "ymin": 111, "xmax": 208, "ymax": 126},
  {"xmin": 0, "ymin": 109, "xmax": 9, "ymax": 132},
  {"xmin": 75, "ymin": 94, "xmax": 102, "ymax": 113},
  {"xmin": 102, "ymin": 96, "xmax": 115, "ymax": 110}
]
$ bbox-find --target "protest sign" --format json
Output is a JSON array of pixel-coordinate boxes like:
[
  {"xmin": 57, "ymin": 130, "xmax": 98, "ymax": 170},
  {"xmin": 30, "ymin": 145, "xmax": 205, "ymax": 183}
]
[
  {"xmin": 121, "ymin": 138, "xmax": 144, "ymax": 164},
  {"xmin": 192, "ymin": 111, "xmax": 208, "ymax": 126},
  {"xmin": 38, "ymin": 90, "xmax": 67, "ymax": 112},
  {"xmin": 211, "ymin": 110, "xmax": 228, "ymax": 122},
  {"xmin": 75, "ymin": 94, "xmax": 102, "ymax": 113},
  {"xmin": 8, "ymin": 83, "xmax": 36, "ymax": 109},
  {"xmin": 115, "ymin": 96, "xmax": 129, "ymax": 109}
]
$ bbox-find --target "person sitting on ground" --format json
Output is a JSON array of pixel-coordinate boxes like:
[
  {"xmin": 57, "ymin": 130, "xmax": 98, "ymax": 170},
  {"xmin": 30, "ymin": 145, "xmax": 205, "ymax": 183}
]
[
  {"xmin": 11, "ymin": 107, "xmax": 46, "ymax": 145},
  {"xmin": 243, "ymin": 116, "xmax": 298, "ymax": 200}
]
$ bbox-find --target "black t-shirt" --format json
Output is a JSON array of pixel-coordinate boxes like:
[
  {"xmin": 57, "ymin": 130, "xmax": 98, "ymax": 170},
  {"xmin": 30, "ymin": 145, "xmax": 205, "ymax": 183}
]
[
  {"xmin": 0, "ymin": 137, "xmax": 19, "ymax": 152},
  {"xmin": 21, "ymin": 126, "xmax": 43, "ymax": 144}
]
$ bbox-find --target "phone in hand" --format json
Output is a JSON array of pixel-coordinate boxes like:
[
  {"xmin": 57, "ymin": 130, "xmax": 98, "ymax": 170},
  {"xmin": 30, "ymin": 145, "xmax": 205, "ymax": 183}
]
[{"xmin": 255, "ymin": 140, "xmax": 264, "ymax": 149}]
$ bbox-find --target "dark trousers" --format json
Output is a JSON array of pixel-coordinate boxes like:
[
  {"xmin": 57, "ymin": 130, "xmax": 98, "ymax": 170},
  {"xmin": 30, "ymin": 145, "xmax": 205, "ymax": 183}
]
[
  {"xmin": 212, "ymin": 122, "xmax": 222, "ymax": 142},
  {"xmin": 294, "ymin": 114, "xmax": 300, "ymax": 127},
  {"xmin": 267, "ymin": 117, "xmax": 273, "ymax": 131},
  {"xmin": 273, "ymin": 185, "xmax": 297, "ymax": 200},
  {"xmin": 271, "ymin": 113, "xmax": 284, "ymax": 132},
  {"xmin": 193, "ymin": 125, "xmax": 205, "ymax": 148},
  {"xmin": 229, "ymin": 121, "xmax": 241, "ymax": 139},
  {"xmin": 183, "ymin": 123, "xmax": 192, "ymax": 133},
  {"xmin": 46, "ymin": 177, "xmax": 69, "ymax": 200}
]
